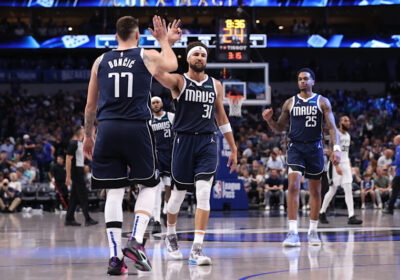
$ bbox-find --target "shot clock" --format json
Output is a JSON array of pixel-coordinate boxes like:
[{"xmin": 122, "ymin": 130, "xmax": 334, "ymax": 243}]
[{"xmin": 216, "ymin": 18, "xmax": 250, "ymax": 62}]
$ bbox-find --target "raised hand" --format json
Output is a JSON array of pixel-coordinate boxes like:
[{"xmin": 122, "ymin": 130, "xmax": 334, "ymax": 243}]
[
  {"xmin": 148, "ymin": 15, "xmax": 167, "ymax": 43},
  {"xmin": 262, "ymin": 108, "xmax": 274, "ymax": 122},
  {"xmin": 167, "ymin": 19, "xmax": 182, "ymax": 46}
]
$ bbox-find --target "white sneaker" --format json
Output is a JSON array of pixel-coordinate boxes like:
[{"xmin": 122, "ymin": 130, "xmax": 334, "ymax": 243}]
[
  {"xmin": 378, "ymin": 203, "xmax": 383, "ymax": 209},
  {"xmin": 265, "ymin": 205, "xmax": 270, "ymax": 211},
  {"xmin": 280, "ymin": 205, "xmax": 285, "ymax": 211},
  {"xmin": 165, "ymin": 234, "xmax": 183, "ymax": 260},
  {"xmin": 189, "ymin": 243, "xmax": 211, "ymax": 265},
  {"xmin": 373, "ymin": 203, "xmax": 378, "ymax": 209},
  {"xmin": 361, "ymin": 204, "xmax": 365, "ymax": 210},
  {"xmin": 302, "ymin": 205, "xmax": 306, "ymax": 211}
]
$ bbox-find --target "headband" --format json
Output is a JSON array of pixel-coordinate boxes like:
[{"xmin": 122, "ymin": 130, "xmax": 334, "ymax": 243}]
[
  {"xmin": 151, "ymin": 96, "xmax": 162, "ymax": 103},
  {"xmin": 187, "ymin": 46, "xmax": 207, "ymax": 60}
]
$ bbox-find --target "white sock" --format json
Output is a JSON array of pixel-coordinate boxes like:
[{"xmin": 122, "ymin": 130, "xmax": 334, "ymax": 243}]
[
  {"xmin": 288, "ymin": 220, "xmax": 298, "ymax": 234},
  {"xmin": 193, "ymin": 230, "xmax": 205, "ymax": 245},
  {"xmin": 343, "ymin": 183, "xmax": 355, "ymax": 217},
  {"xmin": 167, "ymin": 222, "xmax": 176, "ymax": 235},
  {"xmin": 107, "ymin": 228, "xmax": 123, "ymax": 260},
  {"xmin": 309, "ymin": 220, "xmax": 318, "ymax": 234},
  {"xmin": 132, "ymin": 213, "xmax": 150, "ymax": 244}
]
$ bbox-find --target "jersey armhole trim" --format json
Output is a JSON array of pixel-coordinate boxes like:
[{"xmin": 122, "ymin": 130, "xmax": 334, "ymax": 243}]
[
  {"xmin": 140, "ymin": 48, "xmax": 144, "ymax": 59},
  {"xmin": 177, "ymin": 77, "xmax": 187, "ymax": 102},
  {"xmin": 317, "ymin": 95, "xmax": 323, "ymax": 113},
  {"xmin": 289, "ymin": 96, "xmax": 295, "ymax": 113}
]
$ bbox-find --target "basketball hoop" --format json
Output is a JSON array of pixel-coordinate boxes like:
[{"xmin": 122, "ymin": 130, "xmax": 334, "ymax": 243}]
[{"xmin": 226, "ymin": 93, "xmax": 244, "ymax": 117}]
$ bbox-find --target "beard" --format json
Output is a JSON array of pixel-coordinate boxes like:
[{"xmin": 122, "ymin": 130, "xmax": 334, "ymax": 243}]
[
  {"xmin": 189, "ymin": 62, "xmax": 206, "ymax": 73},
  {"xmin": 341, "ymin": 124, "xmax": 349, "ymax": 131},
  {"xmin": 152, "ymin": 107, "xmax": 162, "ymax": 114}
]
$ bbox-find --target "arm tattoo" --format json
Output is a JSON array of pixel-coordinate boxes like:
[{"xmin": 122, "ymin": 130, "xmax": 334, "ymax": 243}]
[
  {"xmin": 321, "ymin": 97, "xmax": 339, "ymax": 148},
  {"xmin": 84, "ymin": 111, "xmax": 96, "ymax": 137}
]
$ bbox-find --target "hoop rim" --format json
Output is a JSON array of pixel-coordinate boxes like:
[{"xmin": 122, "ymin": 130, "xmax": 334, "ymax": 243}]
[{"xmin": 226, "ymin": 93, "xmax": 245, "ymax": 104}]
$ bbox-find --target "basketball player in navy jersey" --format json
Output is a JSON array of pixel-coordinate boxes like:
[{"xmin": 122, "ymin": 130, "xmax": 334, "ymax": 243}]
[
  {"xmin": 153, "ymin": 41, "xmax": 237, "ymax": 265},
  {"xmin": 262, "ymin": 68, "xmax": 341, "ymax": 246},
  {"xmin": 150, "ymin": 96, "xmax": 174, "ymax": 233},
  {"xmin": 83, "ymin": 16, "xmax": 182, "ymax": 274}
]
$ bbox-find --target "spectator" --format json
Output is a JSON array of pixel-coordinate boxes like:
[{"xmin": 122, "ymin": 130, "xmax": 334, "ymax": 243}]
[
  {"xmin": 23, "ymin": 134, "xmax": 36, "ymax": 160},
  {"xmin": 242, "ymin": 141, "xmax": 253, "ymax": 158},
  {"xmin": 0, "ymin": 178, "xmax": 21, "ymax": 213},
  {"xmin": 9, "ymin": 172, "xmax": 21, "ymax": 193},
  {"xmin": 36, "ymin": 136, "xmax": 55, "ymax": 182},
  {"xmin": 266, "ymin": 151, "xmax": 284, "ymax": 173},
  {"xmin": 374, "ymin": 167, "xmax": 392, "ymax": 209},
  {"xmin": 361, "ymin": 172, "xmax": 376, "ymax": 209},
  {"xmin": 264, "ymin": 169, "xmax": 284, "ymax": 211},
  {"xmin": 22, "ymin": 161, "xmax": 36, "ymax": 184},
  {"xmin": 239, "ymin": 165, "xmax": 259, "ymax": 205},
  {"xmin": 377, "ymin": 149, "xmax": 393, "ymax": 176},
  {"xmin": 0, "ymin": 151, "xmax": 11, "ymax": 175},
  {"xmin": 0, "ymin": 138, "xmax": 14, "ymax": 160},
  {"xmin": 48, "ymin": 155, "xmax": 68, "ymax": 210}
]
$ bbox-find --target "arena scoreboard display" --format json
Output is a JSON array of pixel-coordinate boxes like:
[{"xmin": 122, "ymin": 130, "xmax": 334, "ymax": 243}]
[{"xmin": 216, "ymin": 18, "xmax": 250, "ymax": 62}]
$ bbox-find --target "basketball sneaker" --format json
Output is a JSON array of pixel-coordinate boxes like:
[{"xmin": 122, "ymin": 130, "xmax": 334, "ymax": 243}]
[
  {"xmin": 308, "ymin": 230, "xmax": 321, "ymax": 246},
  {"xmin": 152, "ymin": 221, "xmax": 162, "ymax": 234},
  {"xmin": 348, "ymin": 215, "xmax": 362, "ymax": 225},
  {"xmin": 319, "ymin": 213, "xmax": 329, "ymax": 224},
  {"xmin": 283, "ymin": 231, "xmax": 301, "ymax": 247},
  {"xmin": 122, "ymin": 237, "xmax": 152, "ymax": 271},
  {"xmin": 165, "ymin": 234, "xmax": 183, "ymax": 260},
  {"xmin": 107, "ymin": 257, "xmax": 128, "ymax": 276},
  {"xmin": 189, "ymin": 243, "xmax": 211, "ymax": 265}
]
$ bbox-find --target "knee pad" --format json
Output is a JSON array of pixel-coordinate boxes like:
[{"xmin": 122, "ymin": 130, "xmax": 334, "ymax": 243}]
[
  {"xmin": 167, "ymin": 189, "xmax": 186, "ymax": 214},
  {"xmin": 105, "ymin": 188, "xmax": 125, "ymax": 223},
  {"xmin": 135, "ymin": 185, "xmax": 157, "ymax": 215},
  {"xmin": 195, "ymin": 178, "xmax": 213, "ymax": 211}
]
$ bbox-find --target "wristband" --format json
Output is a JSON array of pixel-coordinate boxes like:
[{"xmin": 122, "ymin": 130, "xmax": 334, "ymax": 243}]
[
  {"xmin": 219, "ymin": 123, "xmax": 232, "ymax": 134},
  {"xmin": 333, "ymin": 145, "xmax": 341, "ymax": 152}
]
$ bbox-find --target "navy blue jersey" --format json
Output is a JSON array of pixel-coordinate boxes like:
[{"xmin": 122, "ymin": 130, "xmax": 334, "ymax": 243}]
[
  {"xmin": 173, "ymin": 74, "xmax": 217, "ymax": 134},
  {"xmin": 96, "ymin": 48, "xmax": 152, "ymax": 121},
  {"xmin": 150, "ymin": 111, "xmax": 174, "ymax": 152},
  {"xmin": 288, "ymin": 93, "xmax": 323, "ymax": 142}
]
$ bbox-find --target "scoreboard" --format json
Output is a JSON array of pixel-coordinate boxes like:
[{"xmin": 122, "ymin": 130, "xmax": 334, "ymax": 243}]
[{"xmin": 216, "ymin": 19, "xmax": 250, "ymax": 62}]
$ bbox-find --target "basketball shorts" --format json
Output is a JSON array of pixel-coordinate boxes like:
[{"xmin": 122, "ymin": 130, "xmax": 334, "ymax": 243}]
[
  {"xmin": 157, "ymin": 149, "xmax": 171, "ymax": 177},
  {"xmin": 171, "ymin": 132, "xmax": 218, "ymax": 190},
  {"xmin": 286, "ymin": 141, "xmax": 324, "ymax": 179},
  {"xmin": 91, "ymin": 120, "xmax": 159, "ymax": 189}
]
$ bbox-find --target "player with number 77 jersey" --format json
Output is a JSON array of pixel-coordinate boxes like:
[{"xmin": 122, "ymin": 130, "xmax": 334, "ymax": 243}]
[
  {"xmin": 153, "ymin": 40, "xmax": 237, "ymax": 266},
  {"xmin": 83, "ymin": 16, "xmax": 182, "ymax": 274}
]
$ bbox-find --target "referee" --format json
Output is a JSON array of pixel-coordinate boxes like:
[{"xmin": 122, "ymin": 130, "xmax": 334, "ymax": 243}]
[{"xmin": 65, "ymin": 126, "xmax": 98, "ymax": 226}]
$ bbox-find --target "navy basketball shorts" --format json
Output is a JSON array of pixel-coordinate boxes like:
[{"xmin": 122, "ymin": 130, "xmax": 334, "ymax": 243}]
[
  {"xmin": 286, "ymin": 141, "xmax": 324, "ymax": 179},
  {"xmin": 171, "ymin": 133, "xmax": 218, "ymax": 190},
  {"xmin": 157, "ymin": 149, "xmax": 171, "ymax": 177},
  {"xmin": 91, "ymin": 120, "xmax": 159, "ymax": 189}
]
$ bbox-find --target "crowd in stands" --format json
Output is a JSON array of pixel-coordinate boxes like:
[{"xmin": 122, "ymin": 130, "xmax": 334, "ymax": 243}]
[{"xmin": 0, "ymin": 84, "xmax": 399, "ymax": 213}]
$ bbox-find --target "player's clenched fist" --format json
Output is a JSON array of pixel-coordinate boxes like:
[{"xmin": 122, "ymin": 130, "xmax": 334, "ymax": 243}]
[{"xmin": 262, "ymin": 109, "xmax": 273, "ymax": 121}]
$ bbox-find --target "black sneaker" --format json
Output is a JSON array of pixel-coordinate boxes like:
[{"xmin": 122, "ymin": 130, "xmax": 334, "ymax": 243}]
[
  {"xmin": 65, "ymin": 220, "xmax": 81, "ymax": 226},
  {"xmin": 85, "ymin": 218, "xmax": 98, "ymax": 226},
  {"xmin": 152, "ymin": 221, "xmax": 161, "ymax": 234},
  {"xmin": 122, "ymin": 237, "xmax": 152, "ymax": 271},
  {"xmin": 348, "ymin": 215, "xmax": 363, "ymax": 225},
  {"xmin": 319, "ymin": 213, "xmax": 329, "ymax": 224},
  {"xmin": 107, "ymin": 257, "xmax": 128, "ymax": 276}
]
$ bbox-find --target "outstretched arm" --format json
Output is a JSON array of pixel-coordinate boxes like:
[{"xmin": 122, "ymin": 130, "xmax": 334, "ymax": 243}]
[
  {"xmin": 262, "ymin": 98, "xmax": 292, "ymax": 132},
  {"xmin": 143, "ymin": 17, "xmax": 181, "ymax": 75},
  {"xmin": 153, "ymin": 71, "xmax": 184, "ymax": 99},
  {"xmin": 214, "ymin": 79, "xmax": 237, "ymax": 174},
  {"xmin": 320, "ymin": 96, "xmax": 341, "ymax": 165}
]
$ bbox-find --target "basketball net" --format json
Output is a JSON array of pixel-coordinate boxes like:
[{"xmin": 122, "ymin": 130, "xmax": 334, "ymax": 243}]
[{"xmin": 227, "ymin": 95, "xmax": 244, "ymax": 117}]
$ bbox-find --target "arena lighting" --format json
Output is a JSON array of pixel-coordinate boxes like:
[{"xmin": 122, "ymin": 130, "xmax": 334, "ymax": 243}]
[
  {"xmin": 68, "ymin": 27, "xmax": 73, "ymax": 31},
  {"xmin": 256, "ymin": 20, "xmax": 260, "ymax": 24},
  {"xmin": 278, "ymin": 25, "xmax": 284, "ymax": 30}
]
